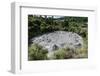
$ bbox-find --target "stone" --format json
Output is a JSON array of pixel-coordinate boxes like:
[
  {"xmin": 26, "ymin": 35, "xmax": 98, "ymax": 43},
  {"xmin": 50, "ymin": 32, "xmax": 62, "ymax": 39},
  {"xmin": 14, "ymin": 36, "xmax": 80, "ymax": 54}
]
[{"xmin": 31, "ymin": 31, "xmax": 83, "ymax": 52}]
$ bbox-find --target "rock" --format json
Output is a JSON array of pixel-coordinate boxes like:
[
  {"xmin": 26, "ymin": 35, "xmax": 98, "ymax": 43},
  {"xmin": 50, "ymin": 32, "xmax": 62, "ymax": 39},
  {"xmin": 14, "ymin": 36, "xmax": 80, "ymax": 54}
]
[{"xmin": 31, "ymin": 31, "xmax": 83, "ymax": 52}]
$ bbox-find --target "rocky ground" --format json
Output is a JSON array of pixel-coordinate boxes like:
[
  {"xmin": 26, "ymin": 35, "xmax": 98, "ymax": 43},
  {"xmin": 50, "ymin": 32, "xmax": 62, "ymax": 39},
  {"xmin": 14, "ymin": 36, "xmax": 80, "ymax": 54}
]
[{"xmin": 32, "ymin": 31, "xmax": 83, "ymax": 52}]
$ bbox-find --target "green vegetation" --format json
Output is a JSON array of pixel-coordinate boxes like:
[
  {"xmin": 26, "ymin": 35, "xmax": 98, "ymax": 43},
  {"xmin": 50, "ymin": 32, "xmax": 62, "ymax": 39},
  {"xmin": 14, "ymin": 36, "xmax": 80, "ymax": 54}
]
[
  {"xmin": 48, "ymin": 46, "xmax": 88, "ymax": 59},
  {"xmin": 52, "ymin": 47, "xmax": 74, "ymax": 59},
  {"xmin": 28, "ymin": 43, "xmax": 88, "ymax": 60},
  {"xmin": 28, "ymin": 15, "xmax": 88, "ymax": 41},
  {"xmin": 28, "ymin": 44, "xmax": 48, "ymax": 60},
  {"xmin": 28, "ymin": 15, "xmax": 88, "ymax": 60}
]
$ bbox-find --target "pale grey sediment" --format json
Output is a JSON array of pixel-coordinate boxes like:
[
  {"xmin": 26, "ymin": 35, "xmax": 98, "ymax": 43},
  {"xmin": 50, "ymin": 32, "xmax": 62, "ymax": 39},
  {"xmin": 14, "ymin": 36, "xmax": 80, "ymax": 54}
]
[{"xmin": 31, "ymin": 31, "xmax": 83, "ymax": 52}]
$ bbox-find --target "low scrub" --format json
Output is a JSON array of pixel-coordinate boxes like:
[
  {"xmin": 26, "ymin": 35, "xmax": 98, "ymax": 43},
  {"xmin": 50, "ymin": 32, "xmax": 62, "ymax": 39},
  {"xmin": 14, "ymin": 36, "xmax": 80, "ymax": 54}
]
[
  {"xmin": 28, "ymin": 44, "xmax": 87, "ymax": 60},
  {"xmin": 28, "ymin": 43, "xmax": 48, "ymax": 60}
]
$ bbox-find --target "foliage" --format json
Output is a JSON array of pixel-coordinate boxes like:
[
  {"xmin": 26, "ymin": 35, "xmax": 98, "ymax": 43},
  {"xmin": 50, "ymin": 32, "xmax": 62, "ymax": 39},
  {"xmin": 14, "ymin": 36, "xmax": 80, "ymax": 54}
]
[
  {"xmin": 53, "ymin": 47, "xmax": 74, "ymax": 59},
  {"xmin": 28, "ymin": 15, "xmax": 88, "ymax": 42},
  {"xmin": 74, "ymin": 47, "xmax": 88, "ymax": 58},
  {"xmin": 28, "ymin": 15, "xmax": 88, "ymax": 60},
  {"xmin": 28, "ymin": 43, "xmax": 48, "ymax": 60},
  {"xmin": 52, "ymin": 46, "xmax": 88, "ymax": 59},
  {"xmin": 28, "ymin": 44, "xmax": 88, "ymax": 60}
]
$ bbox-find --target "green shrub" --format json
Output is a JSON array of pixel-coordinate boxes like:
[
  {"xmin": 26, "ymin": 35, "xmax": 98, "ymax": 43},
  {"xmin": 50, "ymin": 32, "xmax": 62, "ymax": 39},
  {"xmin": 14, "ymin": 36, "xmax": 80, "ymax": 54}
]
[
  {"xmin": 52, "ymin": 46, "xmax": 88, "ymax": 59},
  {"xmin": 52, "ymin": 47, "xmax": 75, "ymax": 59},
  {"xmin": 74, "ymin": 48, "xmax": 88, "ymax": 58},
  {"xmin": 28, "ymin": 43, "xmax": 48, "ymax": 60},
  {"xmin": 28, "ymin": 43, "xmax": 88, "ymax": 60}
]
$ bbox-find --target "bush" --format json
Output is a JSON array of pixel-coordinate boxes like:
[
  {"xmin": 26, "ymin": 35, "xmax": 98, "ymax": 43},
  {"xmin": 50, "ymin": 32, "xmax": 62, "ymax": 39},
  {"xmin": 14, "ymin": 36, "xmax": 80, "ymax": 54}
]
[
  {"xmin": 49, "ymin": 46, "xmax": 88, "ymax": 59},
  {"xmin": 28, "ymin": 15, "xmax": 88, "ymax": 42},
  {"xmin": 28, "ymin": 43, "xmax": 88, "ymax": 60},
  {"xmin": 73, "ymin": 48, "xmax": 88, "ymax": 58},
  {"xmin": 51, "ymin": 47, "xmax": 75, "ymax": 59},
  {"xmin": 28, "ymin": 43, "xmax": 48, "ymax": 60}
]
